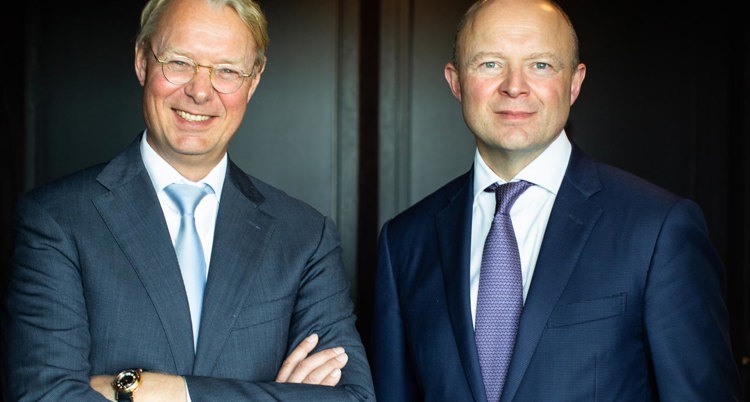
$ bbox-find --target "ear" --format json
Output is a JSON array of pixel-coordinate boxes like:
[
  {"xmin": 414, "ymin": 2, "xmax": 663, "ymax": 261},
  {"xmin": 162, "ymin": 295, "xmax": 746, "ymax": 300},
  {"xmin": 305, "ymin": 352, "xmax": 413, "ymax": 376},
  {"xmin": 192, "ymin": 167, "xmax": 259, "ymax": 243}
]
[
  {"xmin": 569, "ymin": 62, "xmax": 586, "ymax": 105},
  {"xmin": 245, "ymin": 56, "xmax": 267, "ymax": 104},
  {"xmin": 134, "ymin": 43, "xmax": 148, "ymax": 87},
  {"xmin": 444, "ymin": 62, "xmax": 462, "ymax": 102}
]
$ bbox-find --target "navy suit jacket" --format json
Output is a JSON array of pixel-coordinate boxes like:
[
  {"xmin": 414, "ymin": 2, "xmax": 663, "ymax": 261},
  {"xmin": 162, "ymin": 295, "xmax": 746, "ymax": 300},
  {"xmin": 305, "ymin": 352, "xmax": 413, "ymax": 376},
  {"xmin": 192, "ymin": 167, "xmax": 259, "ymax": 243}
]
[
  {"xmin": 372, "ymin": 144, "xmax": 742, "ymax": 401},
  {"xmin": 3, "ymin": 135, "xmax": 374, "ymax": 401}
]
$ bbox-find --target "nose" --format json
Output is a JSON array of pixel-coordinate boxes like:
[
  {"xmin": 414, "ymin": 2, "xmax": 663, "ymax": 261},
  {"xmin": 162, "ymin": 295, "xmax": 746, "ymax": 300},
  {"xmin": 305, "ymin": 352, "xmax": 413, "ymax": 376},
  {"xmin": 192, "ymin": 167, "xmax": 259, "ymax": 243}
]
[
  {"xmin": 184, "ymin": 65, "xmax": 215, "ymax": 102},
  {"xmin": 498, "ymin": 66, "xmax": 529, "ymax": 98}
]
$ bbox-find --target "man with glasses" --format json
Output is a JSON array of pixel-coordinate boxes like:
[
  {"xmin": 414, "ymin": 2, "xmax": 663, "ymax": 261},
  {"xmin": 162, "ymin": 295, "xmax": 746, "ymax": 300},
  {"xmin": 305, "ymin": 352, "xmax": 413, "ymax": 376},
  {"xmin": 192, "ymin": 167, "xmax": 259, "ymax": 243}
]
[{"xmin": 2, "ymin": 0, "xmax": 374, "ymax": 401}]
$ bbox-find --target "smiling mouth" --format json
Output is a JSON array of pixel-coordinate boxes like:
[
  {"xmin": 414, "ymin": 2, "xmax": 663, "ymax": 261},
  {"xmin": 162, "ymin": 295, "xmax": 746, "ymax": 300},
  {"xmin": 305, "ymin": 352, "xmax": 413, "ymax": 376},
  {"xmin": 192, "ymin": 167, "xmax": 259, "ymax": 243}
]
[
  {"xmin": 498, "ymin": 110, "xmax": 533, "ymax": 116},
  {"xmin": 176, "ymin": 110, "xmax": 210, "ymax": 122}
]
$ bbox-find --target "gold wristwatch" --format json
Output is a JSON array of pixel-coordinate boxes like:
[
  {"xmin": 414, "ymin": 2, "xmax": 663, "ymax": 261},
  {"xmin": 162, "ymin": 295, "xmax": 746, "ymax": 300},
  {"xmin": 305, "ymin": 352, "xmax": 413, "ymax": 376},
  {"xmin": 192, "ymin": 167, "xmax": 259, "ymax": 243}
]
[{"xmin": 112, "ymin": 369, "xmax": 142, "ymax": 402}]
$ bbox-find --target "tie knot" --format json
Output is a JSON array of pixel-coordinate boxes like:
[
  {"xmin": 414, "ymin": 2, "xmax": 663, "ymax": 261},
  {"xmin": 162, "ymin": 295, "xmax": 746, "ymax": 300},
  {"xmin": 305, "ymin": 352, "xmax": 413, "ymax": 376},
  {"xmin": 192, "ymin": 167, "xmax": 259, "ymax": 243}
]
[
  {"xmin": 165, "ymin": 183, "xmax": 210, "ymax": 215},
  {"xmin": 485, "ymin": 180, "xmax": 531, "ymax": 215}
]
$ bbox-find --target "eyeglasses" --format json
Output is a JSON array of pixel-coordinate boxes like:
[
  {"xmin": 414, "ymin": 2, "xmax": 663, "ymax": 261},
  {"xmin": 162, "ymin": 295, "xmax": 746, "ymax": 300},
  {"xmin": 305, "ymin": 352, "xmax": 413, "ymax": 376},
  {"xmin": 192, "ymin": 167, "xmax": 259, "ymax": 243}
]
[{"xmin": 150, "ymin": 49, "xmax": 254, "ymax": 94}]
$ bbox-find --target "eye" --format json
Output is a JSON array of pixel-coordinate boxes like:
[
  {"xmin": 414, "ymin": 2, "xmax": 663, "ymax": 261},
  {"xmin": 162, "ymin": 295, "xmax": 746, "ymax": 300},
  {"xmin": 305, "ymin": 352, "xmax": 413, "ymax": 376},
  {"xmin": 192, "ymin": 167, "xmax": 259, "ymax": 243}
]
[
  {"xmin": 164, "ymin": 58, "xmax": 194, "ymax": 72},
  {"xmin": 214, "ymin": 66, "xmax": 244, "ymax": 80},
  {"xmin": 533, "ymin": 62, "xmax": 550, "ymax": 70},
  {"xmin": 217, "ymin": 66, "xmax": 240, "ymax": 75},
  {"xmin": 481, "ymin": 61, "xmax": 498, "ymax": 69}
]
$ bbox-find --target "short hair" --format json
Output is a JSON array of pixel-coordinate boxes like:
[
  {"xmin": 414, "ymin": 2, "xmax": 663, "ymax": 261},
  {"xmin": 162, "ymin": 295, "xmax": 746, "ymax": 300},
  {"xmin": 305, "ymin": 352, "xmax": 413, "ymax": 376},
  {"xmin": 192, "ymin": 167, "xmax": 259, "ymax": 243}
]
[
  {"xmin": 451, "ymin": 0, "xmax": 579, "ymax": 68},
  {"xmin": 136, "ymin": 0, "xmax": 269, "ymax": 71}
]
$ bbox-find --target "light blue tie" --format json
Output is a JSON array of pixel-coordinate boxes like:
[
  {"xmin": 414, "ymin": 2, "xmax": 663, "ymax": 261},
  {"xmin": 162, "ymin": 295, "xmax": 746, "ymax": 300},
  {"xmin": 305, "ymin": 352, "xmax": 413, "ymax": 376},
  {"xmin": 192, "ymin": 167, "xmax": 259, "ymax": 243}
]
[
  {"xmin": 165, "ymin": 183, "xmax": 211, "ymax": 350},
  {"xmin": 475, "ymin": 180, "xmax": 531, "ymax": 402}
]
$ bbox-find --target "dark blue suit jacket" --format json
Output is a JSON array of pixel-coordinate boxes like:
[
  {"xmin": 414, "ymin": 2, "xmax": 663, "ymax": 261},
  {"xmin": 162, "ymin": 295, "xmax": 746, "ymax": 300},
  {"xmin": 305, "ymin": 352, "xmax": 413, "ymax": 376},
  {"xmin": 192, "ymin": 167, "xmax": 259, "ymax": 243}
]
[
  {"xmin": 372, "ymin": 144, "xmax": 742, "ymax": 401},
  {"xmin": 3, "ymin": 135, "xmax": 374, "ymax": 401}
]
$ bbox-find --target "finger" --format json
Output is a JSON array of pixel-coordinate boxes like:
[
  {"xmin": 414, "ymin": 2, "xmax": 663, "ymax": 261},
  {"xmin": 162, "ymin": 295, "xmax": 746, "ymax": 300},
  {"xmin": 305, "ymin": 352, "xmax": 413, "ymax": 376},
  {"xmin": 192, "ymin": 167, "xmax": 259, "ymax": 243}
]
[
  {"xmin": 304, "ymin": 352, "xmax": 348, "ymax": 386},
  {"xmin": 286, "ymin": 347, "xmax": 346, "ymax": 384},
  {"xmin": 321, "ymin": 368, "xmax": 342, "ymax": 386},
  {"xmin": 275, "ymin": 333, "xmax": 319, "ymax": 382}
]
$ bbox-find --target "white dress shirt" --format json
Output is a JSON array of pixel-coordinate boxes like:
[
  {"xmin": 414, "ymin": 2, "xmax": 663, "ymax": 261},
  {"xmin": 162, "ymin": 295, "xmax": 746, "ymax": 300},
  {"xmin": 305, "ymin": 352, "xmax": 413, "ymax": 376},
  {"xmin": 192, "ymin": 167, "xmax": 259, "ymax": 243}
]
[
  {"xmin": 470, "ymin": 131, "xmax": 571, "ymax": 327},
  {"xmin": 140, "ymin": 131, "xmax": 226, "ymax": 280},
  {"xmin": 141, "ymin": 132, "xmax": 227, "ymax": 401}
]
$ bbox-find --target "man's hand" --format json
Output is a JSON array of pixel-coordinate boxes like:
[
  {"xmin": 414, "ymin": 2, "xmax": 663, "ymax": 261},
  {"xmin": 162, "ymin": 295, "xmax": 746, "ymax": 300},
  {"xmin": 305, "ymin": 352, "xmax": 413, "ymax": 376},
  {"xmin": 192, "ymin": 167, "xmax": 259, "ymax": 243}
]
[
  {"xmin": 275, "ymin": 333, "xmax": 348, "ymax": 386},
  {"xmin": 90, "ymin": 372, "xmax": 187, "ymax": 402},
  {"xmin": 90, "ymin": 334, "xmax": 346, "ymax": 400}
]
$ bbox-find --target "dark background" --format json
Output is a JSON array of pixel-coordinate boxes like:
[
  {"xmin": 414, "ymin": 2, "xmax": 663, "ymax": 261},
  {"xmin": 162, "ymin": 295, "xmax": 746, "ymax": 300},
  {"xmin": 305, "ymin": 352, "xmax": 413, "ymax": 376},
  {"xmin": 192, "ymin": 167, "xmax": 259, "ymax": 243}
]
[{"xmin": 2, "ymin": 0, "xmax": 748, "ymax": 399}]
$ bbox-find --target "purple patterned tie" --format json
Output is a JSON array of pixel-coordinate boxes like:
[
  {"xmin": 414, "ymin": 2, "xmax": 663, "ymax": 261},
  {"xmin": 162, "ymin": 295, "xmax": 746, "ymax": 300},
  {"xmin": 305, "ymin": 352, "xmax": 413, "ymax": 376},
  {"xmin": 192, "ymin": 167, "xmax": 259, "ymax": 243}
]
[{"xmin": 475, "ymin": 180, "xmax": 531, "ymax": 402}]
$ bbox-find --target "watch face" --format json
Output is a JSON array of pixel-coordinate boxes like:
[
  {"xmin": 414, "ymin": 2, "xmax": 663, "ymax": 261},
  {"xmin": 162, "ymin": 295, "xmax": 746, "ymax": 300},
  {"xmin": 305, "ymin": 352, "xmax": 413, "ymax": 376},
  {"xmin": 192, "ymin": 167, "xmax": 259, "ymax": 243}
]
[{"xmin": 114, "ymin": 369, "xmax": 141, "ymax": 392}]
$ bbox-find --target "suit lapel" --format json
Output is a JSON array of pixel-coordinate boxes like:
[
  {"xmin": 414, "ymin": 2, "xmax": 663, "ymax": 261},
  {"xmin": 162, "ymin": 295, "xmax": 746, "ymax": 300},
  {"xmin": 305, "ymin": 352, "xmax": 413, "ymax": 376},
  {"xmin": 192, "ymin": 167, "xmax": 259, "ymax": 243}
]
[
  {"xmin": 93, "ymin": 136, "xmax": 196, "ymax": 373},
  {"xmin": 436, "ymin": 170, "xmax": 487, "ymax": 402},
  {"xmin": 193, "ymin": 161, "xmax": 273, "ymax": 374},
  {"xmin": 500, "ymin": 147, "xmax": 603, "ymax": 402}
]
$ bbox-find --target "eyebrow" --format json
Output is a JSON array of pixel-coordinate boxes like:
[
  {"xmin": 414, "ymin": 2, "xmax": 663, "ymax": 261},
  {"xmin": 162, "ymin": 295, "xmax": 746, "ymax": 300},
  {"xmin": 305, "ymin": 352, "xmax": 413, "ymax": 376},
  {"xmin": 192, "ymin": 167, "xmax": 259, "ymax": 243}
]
[
  {"xmin": 466, "ymin": 51, "xmax": 505, "ymax": 66},
  {"xmin": 466, "ymin": 51, "xmax": 566, "ymax": 67},
  {"xmin": 156, "ymin": 47, "xmax": 247, "ymax": 67},
  {"xmin": 527, "ymin": 52, "xmax": 566, "ymax": 67}
]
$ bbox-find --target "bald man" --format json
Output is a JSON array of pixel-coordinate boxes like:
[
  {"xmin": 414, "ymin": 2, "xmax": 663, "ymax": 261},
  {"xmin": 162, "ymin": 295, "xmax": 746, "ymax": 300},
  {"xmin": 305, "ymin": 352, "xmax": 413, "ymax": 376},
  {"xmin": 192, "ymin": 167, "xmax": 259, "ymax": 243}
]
[{"xmin": 370, "ymin": 0, "xmax": 743, "ymax": 400}]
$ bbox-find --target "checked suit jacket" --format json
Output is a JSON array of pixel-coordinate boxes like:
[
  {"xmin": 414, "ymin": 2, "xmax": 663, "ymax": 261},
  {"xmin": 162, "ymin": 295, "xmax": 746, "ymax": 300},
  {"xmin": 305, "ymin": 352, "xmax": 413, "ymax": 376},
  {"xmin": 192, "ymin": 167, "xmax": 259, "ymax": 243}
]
[{"xmin": 3, "ymin": 134, "xmax": 374, "ymax": 401}]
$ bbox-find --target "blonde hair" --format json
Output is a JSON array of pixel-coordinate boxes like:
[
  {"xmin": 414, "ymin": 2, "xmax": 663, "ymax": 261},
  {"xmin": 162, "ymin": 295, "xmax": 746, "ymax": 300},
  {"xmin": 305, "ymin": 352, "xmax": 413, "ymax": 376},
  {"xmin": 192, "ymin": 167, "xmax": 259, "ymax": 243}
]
[{"xmin": 136, "ymin": 0, "xmax": 269, "ymax": 71}]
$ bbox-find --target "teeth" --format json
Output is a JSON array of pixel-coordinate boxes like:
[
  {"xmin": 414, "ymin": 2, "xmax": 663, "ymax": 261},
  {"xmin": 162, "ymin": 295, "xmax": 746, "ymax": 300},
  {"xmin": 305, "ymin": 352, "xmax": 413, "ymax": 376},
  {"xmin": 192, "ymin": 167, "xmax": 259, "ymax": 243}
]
[{"xmin": 176, "ymin": 110, "xmax": 210, "ymax": 122}]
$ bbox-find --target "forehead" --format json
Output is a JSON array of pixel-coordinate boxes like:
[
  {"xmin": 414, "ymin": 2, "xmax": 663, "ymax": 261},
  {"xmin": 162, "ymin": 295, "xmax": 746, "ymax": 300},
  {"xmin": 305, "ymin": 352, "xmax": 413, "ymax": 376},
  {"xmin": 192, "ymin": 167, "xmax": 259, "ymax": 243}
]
[
  {"xmin": 460, "ymin": 1, "xmax": 572, "ymax": 60},
  {"xmin": 154, "ymin": 0, "xmax": 255, "ymax": 56}
]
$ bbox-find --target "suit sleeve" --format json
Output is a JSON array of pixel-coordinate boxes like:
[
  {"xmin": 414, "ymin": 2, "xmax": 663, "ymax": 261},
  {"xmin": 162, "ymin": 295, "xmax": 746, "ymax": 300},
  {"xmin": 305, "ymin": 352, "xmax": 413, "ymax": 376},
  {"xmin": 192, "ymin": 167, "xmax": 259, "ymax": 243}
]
[
  {"xmin": 371, "ymin": 222, "xmax": 419, "ymax": 401},
  {"xmin": 3, "ymin": 194, "xmax": 374, "ymax": 401},
  {"xmin": 3, "ymin": 197, "xmax": 109, "ymax": 401},
  {"xmin": 643, "ymin": 199, "xmax": 743, "ymax": 400},
  {"xmin": 185, "ymin": 216, "xmax": 375, "ymax": 401}
]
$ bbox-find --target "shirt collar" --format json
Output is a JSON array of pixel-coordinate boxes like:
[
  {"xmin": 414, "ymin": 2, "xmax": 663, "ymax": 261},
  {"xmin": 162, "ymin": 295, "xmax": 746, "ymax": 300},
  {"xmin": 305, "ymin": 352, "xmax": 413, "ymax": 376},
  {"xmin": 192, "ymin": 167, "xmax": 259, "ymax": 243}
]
[
  {"xmin": 140, "ymin": 131, "xmax": 227, "ymax": 201},
  {"xmin": 473, "ymin": 130, "xmax": 571, "ymax": 200}
]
